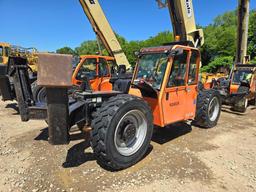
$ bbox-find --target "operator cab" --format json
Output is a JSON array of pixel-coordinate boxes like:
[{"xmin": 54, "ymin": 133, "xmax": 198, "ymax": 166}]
[
  {"xmin": 130, "ymin": 44, "xmax": 201, "ymax": 127},
  {"xmin": 230, "ymin": 64, "xmax": 256, "ymax": 94},
  {"xmin": 72, "ymin": 55, "xmax": 114, "ymax": 91}
]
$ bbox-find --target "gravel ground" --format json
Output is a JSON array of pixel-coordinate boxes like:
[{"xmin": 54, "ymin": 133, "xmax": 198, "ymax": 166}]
[{"xmin": 0, "ymin": 99, "xmax": 255, "ymax": 192}]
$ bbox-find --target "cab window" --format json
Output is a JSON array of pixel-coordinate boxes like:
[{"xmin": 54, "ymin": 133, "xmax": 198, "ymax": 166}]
[
  {"xmin": 76, "ymin": 58, "xmax": 97, "ymax": 80},
  {"xmin": 167, "ymin": 50, "xmax": 188, "ymax": 87},
  {"xmin": 99, "ymin": 58, "xmax": 109, "ymax": 76},
  {"xmin": 232, "ymin": 70, "xmax": 252, "ymax": 84},
  {"xmin": 188, "ymin": 50, "xmax": 199, "ymax": 85},
  {"xmin": 0, "ymin": 46, "xmax": 3, "ymax": 56},
  {"xmin": 5, "ymin": 47, "xmax": 10, "ymax": 57},
  {"xmin": 107, "ymin": 60, "xmax": 117, "ymax": 74}
]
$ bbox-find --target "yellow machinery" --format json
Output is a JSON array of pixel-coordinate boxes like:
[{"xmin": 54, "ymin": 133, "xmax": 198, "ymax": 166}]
[
  {"xmin": 156, "ymin": 0, "xmax": 204, "ymax": 48},
  {"xmin": 10, "ymin": 45, "xmax": 38, "ymax": 74},
  {"xmin": 0, "ymin": 42, "xmax": 38, "ymax": 74},
  {"xmin": 236, "ymin": 0, "xmax": 250, "ymax": 64},
  {"xmin": 0, "ymin": 42, "xmax": 10, "ymax": 65}
]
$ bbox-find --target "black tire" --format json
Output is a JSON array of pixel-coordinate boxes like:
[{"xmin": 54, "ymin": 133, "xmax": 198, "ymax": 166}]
[
  {"xmin": 249, "ymin": 97, "xmax": 256, "ymax": 106},
  {"xmin": 193, "ymin": 89, "xmax": 221, "ymax": 128},
  {"xmin": 231, "ymin": 85, "xmax": 250, "ymax": 113},
  {"xmin": 231, "ymin": 98, "xmax": 248, "ymax": 113},
  {"xmin": 31, "ymin": 80, "xmax": 47, "ymax": 105},
  {"xmin": 91, "ymin": 94, "xmax": 153, "ymax": 170}
]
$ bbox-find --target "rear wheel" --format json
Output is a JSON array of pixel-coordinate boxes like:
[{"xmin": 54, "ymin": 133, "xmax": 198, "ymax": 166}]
[
  {"xmin": 31, "ymin": 81, "xmax": 47, "ymax": 105},
  {"xmin": 91, "ymin": 94, "xmax": 153, "ymax": 170},
  {"xmin": 231, "ymin": 85, "xmax": 250, "ymax": 113},
  {"xmin": 193, "ymin": 90, "xmax": 221, "ymax": 128},
  {"xmin": 232, "ymin": 98, "xmax": 248, "ymax": 113}
]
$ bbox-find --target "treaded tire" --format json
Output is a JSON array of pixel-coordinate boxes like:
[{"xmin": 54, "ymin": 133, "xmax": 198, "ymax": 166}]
[
  {"xmin": 232, "ymin": 98, "xmax": 248, "ymax": 113},
  {"xmin": 193, "ymin": 89, "xmax": 221, "ymax": 128},
  {"xmin": 249, "ymin": 97, "xmax": 256, "ymax": 106},
  {"xmin": 31, "ymin": 80, "xmax": 47, "ymax": 105},
  {"xmin": 91, "ymin": 94, "xmax": 153, "ymax": 170},
  {"xmin": 231, "ymin": 86, "xmax": 250, "ymax": 113}
]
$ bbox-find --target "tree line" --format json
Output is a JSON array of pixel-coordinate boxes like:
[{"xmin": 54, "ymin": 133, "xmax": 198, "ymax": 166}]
[{"xmin": 56, "ymin": 9, "xmax": 256, "ymax": 72}]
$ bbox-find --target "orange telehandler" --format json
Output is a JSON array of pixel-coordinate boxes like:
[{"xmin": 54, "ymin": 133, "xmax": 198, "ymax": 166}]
[{"xmin": 0, "ymin": 0, "xmax": 221, "ymax": 171}]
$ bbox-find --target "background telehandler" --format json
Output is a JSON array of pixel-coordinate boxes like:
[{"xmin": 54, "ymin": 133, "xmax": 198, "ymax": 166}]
[{"xmin": 210, "ymin": 0, "xmax": 255, "ymax": 112}]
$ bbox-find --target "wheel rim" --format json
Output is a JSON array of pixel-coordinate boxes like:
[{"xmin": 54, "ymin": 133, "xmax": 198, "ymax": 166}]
[
  {"xmin": 37, "ymin": 88, "xmax": 47, "ymax": 105},
  {"xmin": 114, "ymin": 109, "xmax": 147, "ymax": 156},
  {"xmin": 244, "ymin": 98, "xmax": 248, "ymax": 108},
  {"xmin": 208, "ymin": 97, "xmax": 220, "ymax": 122}
]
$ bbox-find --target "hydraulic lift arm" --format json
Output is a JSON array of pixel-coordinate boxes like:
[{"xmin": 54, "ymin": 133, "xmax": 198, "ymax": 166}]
[
  {"xmin": 236, "ymin": 0, "xmax": 250, "ymax": 64},
  {"xmin": 79, "ymin": 0, "xmax": 130, "ymax": 69},
  {"xmin": 157, "ymin": 0, "xmax": 204, "ymax": 48}
]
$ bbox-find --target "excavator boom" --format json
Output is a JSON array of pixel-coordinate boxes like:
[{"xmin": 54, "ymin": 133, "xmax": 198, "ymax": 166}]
[{"xmin": 79, "ymin": 0, "xmax": 130, "ymax": 69}]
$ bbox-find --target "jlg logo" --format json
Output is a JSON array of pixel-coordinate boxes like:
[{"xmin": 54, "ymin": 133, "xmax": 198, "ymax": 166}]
[
  {"xmin": 89, "ymin": 0, "xmax": 95, "ymax": 4},
  {"xmin": 185, "ymin": 0, "xmax": 192, "ymax": 18}
]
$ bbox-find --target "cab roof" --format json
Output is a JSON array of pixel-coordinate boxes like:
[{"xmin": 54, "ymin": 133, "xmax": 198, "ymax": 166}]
[
  {"xmin": 140, "ymin": 41, "xmax": 196, "ymax": 54},
  {"xmin": 80, "ymin": 55, "xmax": 115, "ymax": 60}
]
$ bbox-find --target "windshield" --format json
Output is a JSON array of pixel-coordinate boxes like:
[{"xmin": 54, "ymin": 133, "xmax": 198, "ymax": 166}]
[
  {"xmin": 134, "ymin": 53, "xmax": 168, "ymax": 90},
  {"xmin": 76, "ymin": 58, "xmax": 97, "ymax": 80},
  {"xmin": 232, "ymin": 70, "xmax": 252, "ymax": 84}
]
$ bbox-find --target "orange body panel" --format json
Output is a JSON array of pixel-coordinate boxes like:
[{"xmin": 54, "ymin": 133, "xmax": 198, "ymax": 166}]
[
  {"xmin": 230, "ymin": 84, "xmax": 239, "ymax": 94},
  {"xmin": 129, "ymin": 88, "xmax": 163, "ymax": 126},
  {"xmin": 203, "ymin": 82, "xmax": 211, "ymax": 90}
]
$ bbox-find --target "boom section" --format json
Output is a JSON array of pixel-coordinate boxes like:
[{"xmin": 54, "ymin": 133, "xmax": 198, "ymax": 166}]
[
  {"xmin": 79, "ymin": 0, "xmax": 130, "ymax": 68},
  {"xmin": 157, "ymin": 0, "xmax": 204, "ymax": 47},
  {"xmin": 236, "ymin": 0, "xmax": 250, "ymax": 64}
]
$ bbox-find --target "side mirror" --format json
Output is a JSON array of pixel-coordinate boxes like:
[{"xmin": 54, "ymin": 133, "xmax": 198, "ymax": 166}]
[
  {"xmin": 169, "ymin": 48, "xmax": 184, "ymax": 57},
  {"xmin": 134, "ymin": 51, "xmax": 142, "ymax": 58}
]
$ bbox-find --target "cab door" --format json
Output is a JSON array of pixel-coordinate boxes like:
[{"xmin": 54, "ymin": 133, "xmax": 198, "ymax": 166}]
[
  {"xmin": 161, "ymin": 49, "xmax": 190, "ymax": 124},
  {"xmin": 72, "ymin": 57, "xmax": 99, "ymax": 91},
  {"xmin": 184, "ymin": 49, "xmax": 200, "ymax": 119}
]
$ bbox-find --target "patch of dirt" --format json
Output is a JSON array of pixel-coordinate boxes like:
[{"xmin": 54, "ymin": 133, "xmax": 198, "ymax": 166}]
[{"xmin": 0, "ymin": 100, "xmax": 255, "ymax": 192}]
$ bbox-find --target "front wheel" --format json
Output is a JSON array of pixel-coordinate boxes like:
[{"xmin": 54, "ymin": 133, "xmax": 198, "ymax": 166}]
[
  {"xmin": 193, "ymin": 90, "xmax": 221, "ymax": 128},
  {"xmin": 91, "ymin": 94, "xmax": 153, "ymax": 170}
]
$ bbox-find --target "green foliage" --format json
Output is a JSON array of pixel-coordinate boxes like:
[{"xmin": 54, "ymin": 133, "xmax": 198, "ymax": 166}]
[
  {"xmin": 201, "ymin": 9, "xmax": 256, "ymax": 72},
  {"xmin": 248, "ymin": 10, "xmax": 256, "ymax": 60},
  {"xmin": 55, "ymin": 9, "xmax": 256, "ymax": 71},
  {"xmin": 56, "ymin": 47, "xmax": 77, "ymax": 55},
  {"xmin": 201, "ymin": 56, "xmax": 233, "ymax": 73},
  {"xmin": 249, "ymin": 57, "xmax": 256, "ymax": 64},
  {"xmin": 75, "ymin": 40, "xmax": 100, "ymax": 56}
]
